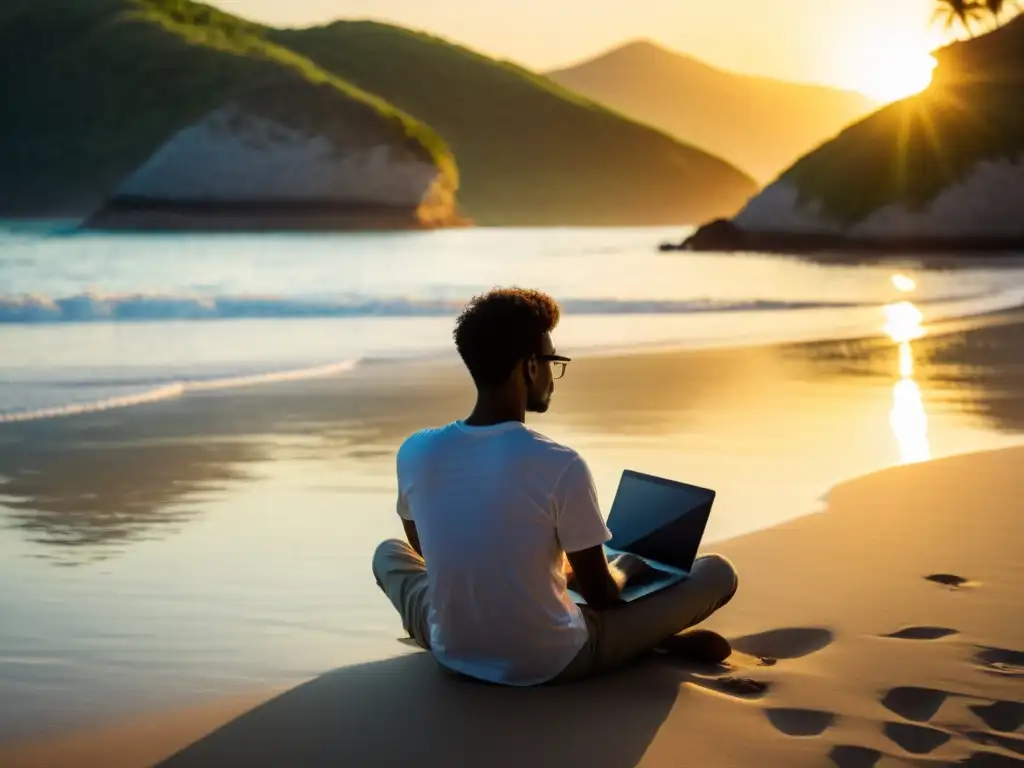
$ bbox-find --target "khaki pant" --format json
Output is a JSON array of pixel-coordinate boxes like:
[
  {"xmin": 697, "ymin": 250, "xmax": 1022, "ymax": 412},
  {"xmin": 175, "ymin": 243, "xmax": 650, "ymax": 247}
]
[{"xmin": 371, "ymin": 539, "xmax": 738, "ymax": 684}]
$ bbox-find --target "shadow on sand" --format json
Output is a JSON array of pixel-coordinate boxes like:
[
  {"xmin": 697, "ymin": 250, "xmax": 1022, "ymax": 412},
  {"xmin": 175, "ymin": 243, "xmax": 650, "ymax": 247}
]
[{"xmin": 157, "ymin": 652, "xmax": 683, "ymax": 768}]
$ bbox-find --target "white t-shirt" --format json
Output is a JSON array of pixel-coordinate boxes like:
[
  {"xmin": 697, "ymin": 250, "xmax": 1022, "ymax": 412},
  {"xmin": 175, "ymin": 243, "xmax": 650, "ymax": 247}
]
[{"xmin": 395, "ymin": 420, "xmax": 612, "ymax": 686}]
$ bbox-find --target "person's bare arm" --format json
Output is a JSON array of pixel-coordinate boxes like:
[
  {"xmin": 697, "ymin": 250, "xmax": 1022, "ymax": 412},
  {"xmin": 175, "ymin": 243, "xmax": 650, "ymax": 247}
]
[
  {"xmin": 396, "ymin": 474, "xmax": 421, "ymax": 558},
  {"xmin": 402, "ymin": 518, "xmax": 423, "ymax": 558},
  {"xmin": 566, "ymin": 549, "xmax": 652, "ymax": 610},
  {"xmin": 566, "ymin": 546, "xmax": 636, "ymax": 610},
  {"xmin": 555, "ymin": 456, "xmax": 652, "ymax": 609}
]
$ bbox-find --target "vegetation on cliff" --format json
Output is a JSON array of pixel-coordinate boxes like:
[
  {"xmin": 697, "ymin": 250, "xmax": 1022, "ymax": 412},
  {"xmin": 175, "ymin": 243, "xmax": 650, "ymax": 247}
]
[{"xmin": 781, "ymin": 13, "xmax": 1024, "ymax": 224}]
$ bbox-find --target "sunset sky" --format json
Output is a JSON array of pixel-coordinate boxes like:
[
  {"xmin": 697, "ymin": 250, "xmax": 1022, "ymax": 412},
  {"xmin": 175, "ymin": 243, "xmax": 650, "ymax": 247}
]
[{"xmin": 211, "ymin": 0, "xmax": 957, "ymax": 101}]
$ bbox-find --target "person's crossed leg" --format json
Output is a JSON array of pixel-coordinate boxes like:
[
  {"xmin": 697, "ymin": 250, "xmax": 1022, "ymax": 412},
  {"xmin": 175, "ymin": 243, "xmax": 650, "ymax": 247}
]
[
  {"xmin": 552, "ymin": 552, "xmax": 738, "ymax": 682},
  {"xmin": 372, "ymin": 538, "xmax": 738, "ymax": 684},
  {"xmin": 372, "ymin": 539, "xmax": 432, "ymax": 650}
]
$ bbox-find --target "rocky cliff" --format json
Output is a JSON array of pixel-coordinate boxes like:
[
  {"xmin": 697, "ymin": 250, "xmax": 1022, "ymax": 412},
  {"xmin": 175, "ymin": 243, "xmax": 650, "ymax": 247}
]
[
  {"xmin": 1, "ymin": 0, "xmax": 459, "ymax": 230},
  {"xmin": 86, "ymin": 84, "xmax": 457, "ymax": 231}
]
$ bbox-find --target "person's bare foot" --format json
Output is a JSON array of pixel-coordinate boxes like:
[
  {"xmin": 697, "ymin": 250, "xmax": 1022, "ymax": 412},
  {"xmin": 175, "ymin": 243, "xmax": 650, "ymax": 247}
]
[{"xmin": 657, "ymin": 629, "xmax": 733, "ymax": 664}]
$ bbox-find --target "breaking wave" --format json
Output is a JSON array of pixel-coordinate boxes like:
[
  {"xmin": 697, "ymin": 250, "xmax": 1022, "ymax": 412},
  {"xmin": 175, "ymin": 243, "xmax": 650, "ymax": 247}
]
[
  {"xmin": 0, "ymin": 292, "xmax": 937, "ymax": 324},
  {"xmin": 0, "ymin": 359, "xmax": 359, "ymax": 424}
]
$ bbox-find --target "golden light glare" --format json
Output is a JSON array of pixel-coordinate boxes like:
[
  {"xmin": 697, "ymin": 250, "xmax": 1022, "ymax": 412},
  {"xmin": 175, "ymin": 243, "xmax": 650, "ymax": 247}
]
[
  {"xmin": 898, "ymin": 341, "xmax": 915, "ymax": 378},
  {"xmin": 890, "ymin": 375, "xmax": 931, "ymax": 464},
  {"xmin": 883, "ymin": 301, "xmax": 925, "ymax": 344},
  {"xmin": 884, "ymin": 299, "xmax": 930, "ymax": 464},
  {"xmin": 891, "ymin": 274, "xmax": 917, "ymax": 293},
  {"xmin": 857, "ymin": 34, "xmax": 937, "ymax": 102}
]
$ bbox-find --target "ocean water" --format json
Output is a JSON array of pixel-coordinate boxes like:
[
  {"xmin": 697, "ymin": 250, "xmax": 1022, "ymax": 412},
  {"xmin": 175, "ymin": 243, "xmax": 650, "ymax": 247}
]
[
  {"xmin": 3, "ymin": 223, "xmax": 1024, "ymax": 742},
  {"xmin": 3, "ymin": 223, "xmax": 1024, "ymax": 422}
]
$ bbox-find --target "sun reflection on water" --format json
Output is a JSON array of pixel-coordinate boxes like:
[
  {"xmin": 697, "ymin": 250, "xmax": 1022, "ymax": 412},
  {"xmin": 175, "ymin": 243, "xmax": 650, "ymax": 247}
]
[
  {"xmin": 883, "ymin": 301, "xmax": 924, "ymax": 343},
  {"xmin": 884, "ymin": 280, "xmax": 930, "ymax": 464},
  {"xmin": 891, "ymin": 273, "xmax": 917, "ymax": 293}
]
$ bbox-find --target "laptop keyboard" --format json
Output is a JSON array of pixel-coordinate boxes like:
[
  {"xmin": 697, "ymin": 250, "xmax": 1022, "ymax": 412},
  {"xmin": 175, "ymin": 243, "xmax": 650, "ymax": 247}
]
[{"xmin": 628, "ymin": 563, "xmax": 676, "ymax": 588}]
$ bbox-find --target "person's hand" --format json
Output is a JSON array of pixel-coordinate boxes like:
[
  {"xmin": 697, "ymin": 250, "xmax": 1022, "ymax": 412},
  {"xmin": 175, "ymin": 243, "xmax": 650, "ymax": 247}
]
[{"xmin": 610, "ymin": 553, "xmax": 652, "ymax": 582}]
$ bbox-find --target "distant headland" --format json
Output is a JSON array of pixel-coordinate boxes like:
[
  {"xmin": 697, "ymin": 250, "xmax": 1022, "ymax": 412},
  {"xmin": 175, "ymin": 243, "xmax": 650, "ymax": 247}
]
[{"xmin": 665, "ymin": 14, "xmax": 1024, "ymax": 256}]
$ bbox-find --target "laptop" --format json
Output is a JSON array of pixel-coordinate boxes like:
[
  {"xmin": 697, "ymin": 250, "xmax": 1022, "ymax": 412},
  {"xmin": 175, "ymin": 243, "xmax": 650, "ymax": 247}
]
[{"xmin": 567, "ymin": 469, "xmax": 716, "ymax": 604}]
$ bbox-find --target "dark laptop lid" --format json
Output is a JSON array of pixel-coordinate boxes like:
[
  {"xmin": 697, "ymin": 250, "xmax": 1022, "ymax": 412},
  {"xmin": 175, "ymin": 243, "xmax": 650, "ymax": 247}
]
[{"xmin": 606, "ymin": 470, "xmax": 715, "ymax": 571}]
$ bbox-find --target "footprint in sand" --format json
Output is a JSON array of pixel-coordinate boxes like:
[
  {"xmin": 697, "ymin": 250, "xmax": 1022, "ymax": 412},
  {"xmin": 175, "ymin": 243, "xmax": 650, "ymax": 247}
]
[
  {"xmin": 883, "ymin": 721, "xmax": 953, "ymax": 754},
  {"xmin": 658, "ymin": 653, "xmax": 772, "ymax": 698},
  {"xmin": 828, "ymin": 744, "xmax": 882, "ymax": 768},
  {"xmin": 975, "ymin": 647, "xmax": 1024, "ymax": 678},
  {"xmin": 954, "ymin": 751, "xmax": 1024, "ymax": 767},
  {"xmin": 714, "ymin": 676, "xmax": 772, "ymax": 697},
  {"xmin": 693, "ymin": 627, "xmax": 833, "ymax": 702},
  {"xmin": 883, "ymin": 626, "xmax": 960, "ymax": 641},
  {"xmin": 969, "ymin": 700, "xmax": 1024, "ymax": 733},
  {"xmin": 968, "ymin": 730, "xmax": 1024, "ymax": 757},
  {"xmin": 678, "ymin": 671, "xmax": 772, "ymax": 699},
  {"xmin": 732, "ymin": 627, "xmax": 834, "ymax": 660},
  {"xmin": 765, "ymin": 707, "xmax": 836, "ymax": 737},
  {"xmin": 881, "ymin": 686, "xmax": 951, "ymax": 722},
  {"xmin": 925, "ymin": 573, "xmax": 979, "ymax": 589}
]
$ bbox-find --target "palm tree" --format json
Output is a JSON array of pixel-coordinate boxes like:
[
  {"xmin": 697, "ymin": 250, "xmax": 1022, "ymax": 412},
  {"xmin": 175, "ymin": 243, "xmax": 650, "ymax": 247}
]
[
  {"xmin": 984, "ymin": 0, "xmax": 1022, "ymax": 25},
  {"xmin": 932, "ymin": 0, "xmax": 986, "ymax": 36},
  {"xmin": 985, "ymin": 0, "xmax": 1004, "ymax": 24}
]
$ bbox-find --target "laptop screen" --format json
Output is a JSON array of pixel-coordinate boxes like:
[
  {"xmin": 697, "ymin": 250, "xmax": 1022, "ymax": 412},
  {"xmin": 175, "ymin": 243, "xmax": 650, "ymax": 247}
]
[{"xmin": 606, "ymin": 471, "xmax": 715, "ymax": 553}]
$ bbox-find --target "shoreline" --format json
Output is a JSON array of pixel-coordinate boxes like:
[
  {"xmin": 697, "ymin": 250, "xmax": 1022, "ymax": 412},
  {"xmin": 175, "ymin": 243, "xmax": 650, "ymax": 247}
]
[
  {"xmin": 2, "ymin": 444, "xmax": 1021, "ymax": 767},
  {"xmin": 80, "ymin": 198, "xmax": 472, "ymax": 233},
  {"xmin": 664, "ymin": 218, "xmax": 1024, "ymax": 258},
  {"xmin": 3, "ymin": 304, "xmax": 1023, "ymax": 429}
]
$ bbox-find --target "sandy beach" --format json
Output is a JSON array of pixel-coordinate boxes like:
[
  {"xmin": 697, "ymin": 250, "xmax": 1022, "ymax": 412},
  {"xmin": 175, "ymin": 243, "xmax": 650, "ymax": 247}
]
[
  {"xmin": 1, "ymin": 309, "xmax": 1023, "ymax": 767},
  {"xmin": 3, "ymin": 443, "xmax": 1021, "ymax": 768}
]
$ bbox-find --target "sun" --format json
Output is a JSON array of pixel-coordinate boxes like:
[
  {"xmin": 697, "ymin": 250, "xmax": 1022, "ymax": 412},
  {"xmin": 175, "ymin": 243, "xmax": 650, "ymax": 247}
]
[
  {"xmin": 858, "ymin": 44, "xmax": 937, "ymax": 102},
  {"xmin": 850, "ymin": 26, "xmax": 942, "ymax": 103}
]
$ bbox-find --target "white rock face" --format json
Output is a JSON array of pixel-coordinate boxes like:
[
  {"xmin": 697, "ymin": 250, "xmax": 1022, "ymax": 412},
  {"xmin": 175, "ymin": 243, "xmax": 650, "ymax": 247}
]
[
  {"xmin": 734, "ymin": 154, "xmax": 1024, "ymax": 238},
  {"xmin": 854, "ymin": 155, "xmax": 1024, "ymax": 238},
  {"xmin": 732, "ymin": 181, "xmax": 843, "ymax": 234},
  {"xmin": 115, "ymin": 105, "xmax": 445, "ymax": 210}
]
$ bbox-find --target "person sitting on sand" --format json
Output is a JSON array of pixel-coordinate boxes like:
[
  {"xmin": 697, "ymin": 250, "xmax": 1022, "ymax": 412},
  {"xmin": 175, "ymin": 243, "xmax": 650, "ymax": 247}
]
[{"xmin": 372, "ymin": 288, "xmax": 739, "ymax": 686}]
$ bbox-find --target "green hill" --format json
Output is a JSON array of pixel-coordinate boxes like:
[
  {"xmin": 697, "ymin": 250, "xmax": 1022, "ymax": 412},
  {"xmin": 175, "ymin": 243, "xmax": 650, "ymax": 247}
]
[
  {"xmin": 1, "ymin": 3, "xmax": 755, "ymax": 226},
  {"xmin": 0, "ymin": 0, "xmax": 456, "ymax": 220},
  {"xmin": 779, "ymin": 14, "xmax": 1024, "ymax": 225},
  {"xmin": 273, "ymin": 22, "xmax": 757, "ymax": 226}
]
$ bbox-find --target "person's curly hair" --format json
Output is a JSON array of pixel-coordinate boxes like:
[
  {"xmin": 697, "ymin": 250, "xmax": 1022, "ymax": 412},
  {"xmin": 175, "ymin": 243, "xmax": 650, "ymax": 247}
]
[{"xmin": 453, "ymin": 288, "xmax": 561, "ymax": 387}]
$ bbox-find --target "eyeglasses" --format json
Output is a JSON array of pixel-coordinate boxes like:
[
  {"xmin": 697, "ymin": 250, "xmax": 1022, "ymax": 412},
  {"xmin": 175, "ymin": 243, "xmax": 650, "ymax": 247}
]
[{"xmin": 537, "ymin": 354, "xmax": 572, "ymax": 380}]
